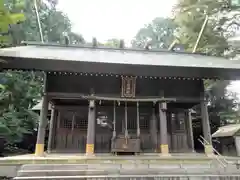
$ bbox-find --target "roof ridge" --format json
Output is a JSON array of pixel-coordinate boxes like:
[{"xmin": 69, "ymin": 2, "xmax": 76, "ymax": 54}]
[{"xmin": 20, "ymin": 41, "xmax": 216, "ymax": 57}]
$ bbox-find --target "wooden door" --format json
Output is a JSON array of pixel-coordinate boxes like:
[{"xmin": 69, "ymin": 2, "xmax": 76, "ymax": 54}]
[{"xmin": 55, "ymin": 107, "xmax": 88, "ymax": 153}]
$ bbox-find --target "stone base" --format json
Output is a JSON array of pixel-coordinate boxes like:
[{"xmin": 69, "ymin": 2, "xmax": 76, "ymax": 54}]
[
  {"xmin": 160, "ymin": 144, "xmax": 169, "ymax": 154},
  {"xmin": 34, "ymin": 144, "xmax": 45, "ymax": 157},
  {"xmin": 205, "ymin": 145, "xmax": 214, "ymax": 156},
  {"xmin": 86, "ymin": 144, "xmax": 94, "ymax": 155}
]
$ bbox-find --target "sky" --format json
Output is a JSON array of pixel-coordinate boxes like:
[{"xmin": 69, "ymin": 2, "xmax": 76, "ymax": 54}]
[
  {"xmin": 57, "ymin": 0, "xmax": 240, "ymax": 98},
  {"xmin": 57, "ymin": 0, "xmax": 176, "ymax": 43}
]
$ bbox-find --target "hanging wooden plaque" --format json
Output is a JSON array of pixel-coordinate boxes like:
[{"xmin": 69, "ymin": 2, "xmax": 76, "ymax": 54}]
[{"xmin": 121, "ymin": 76, "xmax": 136, "ymax": 98}]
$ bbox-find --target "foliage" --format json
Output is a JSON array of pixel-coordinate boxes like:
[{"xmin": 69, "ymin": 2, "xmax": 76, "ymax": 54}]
[
  {"xmin": 206, "ymin": 81, "xmax": 240, "ymax": 128},
  {"xmin": 0, "ymin": 0, "xmax": 85, "ymax": 150},
  {"xmin": 0, "ymin": 71, "xmax": 41, "ymax": 143},
  {"xmin": 132, "ymin": 17, "xmax": 177, "ymax": 49},
  {"xmin": 131, "ymin": 0, "xmax": 240, "ymax": 127},
  {"xmin": 174, "ymin": 0, "xmax": 240, "ymax": 126},
  {"xmin": 173, "ymin": 0, "xmax": 240, "ymax": 55},
  {"xmin": 0, "ymin": 0, "xmax": 25, "ymax": 47},
  {"xmin": 5, "ymin": 0, "xmax": 85, "ymax": 44}
]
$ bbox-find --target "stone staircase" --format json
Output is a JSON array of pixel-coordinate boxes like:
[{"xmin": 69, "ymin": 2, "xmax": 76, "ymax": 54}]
[{"xmin": 14, "ymin": 161, "xmax": 240, "ymax": 180}]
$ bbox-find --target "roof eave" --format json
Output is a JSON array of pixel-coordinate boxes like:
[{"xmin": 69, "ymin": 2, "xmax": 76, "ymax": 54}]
[{"xmin": 1, "ymin": 56, "xmax": 237, "ymax": 80}]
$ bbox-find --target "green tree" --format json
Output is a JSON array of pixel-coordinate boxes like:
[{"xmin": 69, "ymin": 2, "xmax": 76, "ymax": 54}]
[
  {"xmin": 173, "ymin": 0, "xmax": 240, "ymax": 55},
  {"xmin": 132, "ymin": 17, "xmax": 177, "ymax": 49},
  {"xmin": 0, "ymin": 0, "xmax": 25, "ymax": 47},
  {"xmin": 5, "ymin": 0, "xmax": 85, "ymax": 44},
  {"xmin": 0, "ymin": 71, "xmax": 42, "ymax": 144},
  {"xmin": 0, "ymin": 0, "xmax": 31, "ymax": 147},
  {"xmin": 174, "ymin": 0, "xmax": 240, "ymax": 127},
  {"xmin": 0, "ymin": 0, "xmax": 85, "ymax": 153}
]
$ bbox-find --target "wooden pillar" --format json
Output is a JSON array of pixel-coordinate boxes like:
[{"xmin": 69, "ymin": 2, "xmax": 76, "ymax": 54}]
[
  {"xmin": 136, "ymin": 102, "xmax": 140, "ymax": 138},
  {"xmin": 158, "ymin": 102, "xmax": 169, "ymax": 155},
  {"xmin": 150, "ymin": 106, "xmax": 157, "ymax": 152},
  {"xmin": 186, "ymin": 109, "xmax": 195, "ymax": 152},
  {"xmin": 47, "ymin": 105, "xmax": 55, "ymax": 153},
  {"xmin": 112, "ymin": 101, "xmax": 116, "ymax": 154},
  {"xmin": 35, "ymin": 73, "xmax": 48, "ymax": 156},
  {"xmin": 86, "ymin": 100, "xmax": 96, "ymax": 156},
  {"xmin": 201, "ymin": 100, "xmax": 213, "ymax": 155},
  {"xmin": 124, "ymin": 102, "xmax": 128, "ymax": 138},
  {"xmin": 112, "ymin": 101, "xmax": 116, "ymax": 139}
]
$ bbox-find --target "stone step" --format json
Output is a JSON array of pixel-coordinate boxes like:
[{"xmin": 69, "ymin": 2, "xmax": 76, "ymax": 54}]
[
  {"xmin": 16, "ymin": 168, "xmax": 235, "ymax": 177},
  {"xmin": 21, "ymin": 163, "xmax": 216, "ymax": 170},
  {"xmin": 13, "ymin": 163, "xmax": 240, "ymax": 180},
  {"xmin": 14, "ymin": 174, "xmax": 240, "ymax": 180},
  {"xmin": 19, "ymin": 163, "xmax": 217, "ymax": 173},
  {"xmin": 17, "ymin": 169, "xmax": 114, "ymax": 177},
  {"xmin": 17, "ymin": 168, "xmax": 195, "ymax": 177},
  {"xmin": 21, "ymin": 164, "xmax": 88, "ymax": 171}
]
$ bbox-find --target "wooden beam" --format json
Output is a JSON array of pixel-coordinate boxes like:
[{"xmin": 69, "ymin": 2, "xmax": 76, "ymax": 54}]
[
  {"xmin": 47, "ymin": 92, "xmax": 176, "ymax": 102},
  {"xmin": 54, "ymin": 105, "xmax": 86, "ymax": 110},
  {"xmin": 47, "ymin": 92, "xmax": 202, "ymax": 103}
]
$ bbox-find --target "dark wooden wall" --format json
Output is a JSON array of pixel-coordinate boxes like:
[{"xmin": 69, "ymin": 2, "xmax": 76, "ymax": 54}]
[
  {"xmin": 46, "ymin": 74, "xmax": 202, "ymax": 99},
  {"xmin": 51, "ymin": 105, "xmax": 190, "ymax": 153},
  {"xmin": 48, "ymin": 74, "xmax": 194, "ymax": 153}
]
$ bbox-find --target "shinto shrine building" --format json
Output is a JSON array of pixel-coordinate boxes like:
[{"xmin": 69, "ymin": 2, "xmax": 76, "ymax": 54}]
[{"xmin": 1, "ymin": 41, "xmax": 240, "ymax": 156}]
